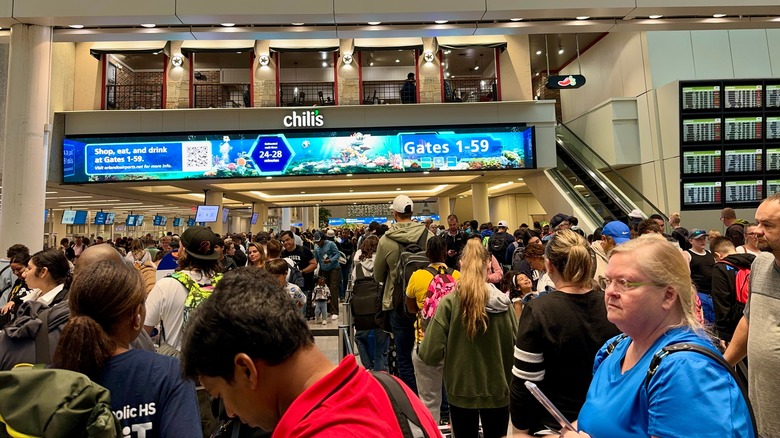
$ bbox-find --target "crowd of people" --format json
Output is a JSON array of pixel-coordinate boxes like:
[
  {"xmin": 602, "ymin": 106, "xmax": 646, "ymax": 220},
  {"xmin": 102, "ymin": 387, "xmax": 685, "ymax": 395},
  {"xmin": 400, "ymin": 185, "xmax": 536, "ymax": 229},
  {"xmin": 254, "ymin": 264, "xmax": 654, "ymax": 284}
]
[{"xmin": 0, "ymin": 193, "xmax": 775, "ymax": 437}]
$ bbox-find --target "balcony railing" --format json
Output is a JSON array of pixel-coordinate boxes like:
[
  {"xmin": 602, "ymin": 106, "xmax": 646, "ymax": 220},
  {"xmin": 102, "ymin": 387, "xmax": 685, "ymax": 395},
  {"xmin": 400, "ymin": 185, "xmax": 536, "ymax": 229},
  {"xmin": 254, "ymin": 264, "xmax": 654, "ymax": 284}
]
[
  {"xmin": 445, "ymin": 77, "xmax": 498, "ymax": 102},
  {"xmin": 194, "ymin": 83, "xmax": 250, "ymax": 108},
  {"xmin": 361, "ymin": 80, "xmax": 406, "ymax": 105},
  {"xmin": 279, "ymin": 82, "xmax": 336, "ymax": 106},
  {"xmin": 105, "ymin": 84, "xmax": 163, "ymax": 110}
]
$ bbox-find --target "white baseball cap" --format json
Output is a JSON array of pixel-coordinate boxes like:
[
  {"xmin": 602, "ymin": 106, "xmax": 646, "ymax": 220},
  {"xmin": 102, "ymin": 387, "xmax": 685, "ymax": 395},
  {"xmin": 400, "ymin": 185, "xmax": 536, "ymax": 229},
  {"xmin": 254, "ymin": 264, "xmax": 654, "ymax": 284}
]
[
  {"xmin": 497, "ymin": 220, "xmax": 509, "ymax": 228},
  {"xmin": 391, "ymin": 195, "xmax": 414, "ymax": 214}
]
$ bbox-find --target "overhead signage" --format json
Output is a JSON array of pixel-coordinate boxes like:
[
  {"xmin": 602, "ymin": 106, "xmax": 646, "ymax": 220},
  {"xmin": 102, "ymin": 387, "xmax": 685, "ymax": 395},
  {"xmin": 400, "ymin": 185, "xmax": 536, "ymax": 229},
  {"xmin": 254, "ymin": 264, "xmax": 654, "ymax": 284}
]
[
  {"xmin": 62, "ymin": 124, "xmax": 535, "ymax": 184},
  {"xmin": 545, "ymin": 75, "xmax": 586, "ymax": 90}
]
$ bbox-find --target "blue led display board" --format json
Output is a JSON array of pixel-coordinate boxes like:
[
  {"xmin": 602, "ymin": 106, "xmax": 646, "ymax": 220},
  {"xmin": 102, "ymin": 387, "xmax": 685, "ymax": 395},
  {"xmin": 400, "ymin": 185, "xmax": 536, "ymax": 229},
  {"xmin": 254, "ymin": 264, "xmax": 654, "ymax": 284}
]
[
  {"xmin": 94, "ymin": 211, "xmax": 107, "ymax": 225},
  {"xmin": 61, "ymin": 125, "xmax": 535, "ymax": 183}
]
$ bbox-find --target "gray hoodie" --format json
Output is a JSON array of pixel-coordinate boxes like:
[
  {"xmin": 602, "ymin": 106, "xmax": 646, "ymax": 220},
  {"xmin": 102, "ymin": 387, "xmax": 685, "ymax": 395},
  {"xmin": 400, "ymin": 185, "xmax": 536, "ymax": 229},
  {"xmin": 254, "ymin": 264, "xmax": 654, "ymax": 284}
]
[{"xmin": 486, "ymin": 283, "xmax": 512, "ymax": 314}]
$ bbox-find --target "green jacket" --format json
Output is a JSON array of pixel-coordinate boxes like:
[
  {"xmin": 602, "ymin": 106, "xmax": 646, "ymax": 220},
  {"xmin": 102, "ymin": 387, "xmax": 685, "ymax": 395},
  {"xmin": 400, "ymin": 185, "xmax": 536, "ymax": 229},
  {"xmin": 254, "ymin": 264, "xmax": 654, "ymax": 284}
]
[
  {"xmin": 374, "ymin": 221, "xmax": 428, "ymax": 311},
  {"xmin": 419, "ymin": 285, "xmax": 518, "ymax": 409}
]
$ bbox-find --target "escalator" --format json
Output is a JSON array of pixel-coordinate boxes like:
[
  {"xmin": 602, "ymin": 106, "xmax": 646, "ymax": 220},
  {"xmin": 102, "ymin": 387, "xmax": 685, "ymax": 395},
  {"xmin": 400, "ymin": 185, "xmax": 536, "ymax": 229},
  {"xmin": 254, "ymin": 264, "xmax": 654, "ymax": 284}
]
[{"xmin": 526, "ymin": 122, "xmax": 668, "ymax": 231}]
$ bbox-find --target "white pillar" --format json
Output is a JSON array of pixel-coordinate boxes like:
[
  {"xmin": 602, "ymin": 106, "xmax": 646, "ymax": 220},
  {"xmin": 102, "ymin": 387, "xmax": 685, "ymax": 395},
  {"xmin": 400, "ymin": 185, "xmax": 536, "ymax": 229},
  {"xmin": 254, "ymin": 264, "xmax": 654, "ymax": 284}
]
[
  {"xmin": 471, "ymin": 183, "xmax": 490, "ymax": 225},
  {"xmin": 281, "ymin": 207, "xmax": 292, "ymax": 231},
  {"xmin": 0, "ymin": 24, "xmax": 53, "ymax": 252},
  {"xmin": 437, "ymin": 196, "xmax": 451, "ymax": 223},
  {"xmin": 205, "ymin": 191, "xmax": 224, "ymax": 235},
  {"xmin": 301, "ymin": 207, "xmax": 310, "ymax": 232}
]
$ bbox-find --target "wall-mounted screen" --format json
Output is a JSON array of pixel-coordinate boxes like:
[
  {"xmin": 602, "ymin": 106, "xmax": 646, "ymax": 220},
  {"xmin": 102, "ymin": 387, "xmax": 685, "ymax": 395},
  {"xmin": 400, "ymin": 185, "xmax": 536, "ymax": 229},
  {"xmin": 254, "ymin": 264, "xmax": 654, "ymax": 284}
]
[
  {"xmin": 767, "ymin": 117, "xmax": 780, "ymax": 140},
  {"xmin": 766, "ymin": 85, "xmax": 780, "ymax": 108},
  {"xmin": 768, "ymin": 148, "xmax": 780, "ymax": 171},
  {"xmin": 681, "ymin": 86, "xmax": 720, "ymax": 110},
  {"xmin": 682, "ymin": 118, "xmax": 721, "ymax": 143},
  {"xmin": 94, "ymin": 211, "xmax": 107, "ymax": 225},
  {"xmin": 173, "ymin": 217, "xmax": 182, "ymax": 227},
  {"xmin": 724, "ymin": 117, "xmax": 762, "ymax": 141},
  {"xmin": 222, "ymin": 208, "xmax": 230, "ymax": 224},
  {"xmin": 724, "ymin": 149, "xmax": 762, "ymax": 173},
  {"xmin": 682, "ymin": 181, "xmax": 722, "ymax": 206},
  {"xmin": 153, "ymin": 215, "xmax": 167, "ymax": 226},
  {"xmin": 62, "ymin": 210, "xmax": 77, "ymax": 225},
  {"xmin": 187, "ymin": 218, "xmax": 196, "ymax": 227},
  {"xmin": 724, "ymin": 85, "xmax": 762, "ymax": 109},
  {"xmin": 725, "ymin": 180, "xmax": 763, "ymax": 203},
  {"xmin": 105, "ymin": 212, "xmax": 116, "ymax": 225},
  {"xmin": 61, "ymin": 124, "xmax": 536, "ymax": 183},
  {"xmin": 250, "ymin": 212, "xmax": 259, "ymax": 225},
  {"xmin": 160, "ymin": 216, "xmax": 168, "ymax": 226},
  {"xmin": 195, "ymin": 205, "xmax": 219, "ymax": 223},
  {"xmin": 767, "ymin": 179, "xmax": 780, "ymax": 196},
  {"xmin": 73, "ymin": 210, "xmax": 88, "ymax": 225},
  {"xmin": 136, "ymin": 215, "xmax": 144, "ymax": 226},
  {"xmin": 126, "ymin": 215, "xmax": 137, "ymax": 226},
  {"xmin": 682, "ymin": 150, "xmax": 721, "ymax": 174}
]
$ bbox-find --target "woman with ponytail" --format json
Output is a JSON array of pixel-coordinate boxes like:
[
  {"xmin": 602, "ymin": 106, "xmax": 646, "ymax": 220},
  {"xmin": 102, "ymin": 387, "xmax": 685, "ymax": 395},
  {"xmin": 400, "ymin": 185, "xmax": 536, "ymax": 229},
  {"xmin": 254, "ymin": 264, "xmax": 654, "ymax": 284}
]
[
  {"xmin": 419, "ymin": 238, "xmax": 517, "ymax": 438},
  {"xmin": 53, "ymin": 260, "xmax": 200, "ymax": 437},
  {"xmin": 22, "ymin": 249, "xmax": 72, "ymax": 306},
  {"xmin": 509, "ymin": 230, "xmax": 620, "ymax": 437}
]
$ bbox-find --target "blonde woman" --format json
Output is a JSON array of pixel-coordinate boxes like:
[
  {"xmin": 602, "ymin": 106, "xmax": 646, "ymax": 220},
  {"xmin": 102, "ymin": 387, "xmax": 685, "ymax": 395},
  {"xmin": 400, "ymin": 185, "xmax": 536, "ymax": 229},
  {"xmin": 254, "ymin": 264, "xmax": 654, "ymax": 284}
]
[{"xmin": 419, "ymin": 238, "xmax": 517, "ymax": 438}]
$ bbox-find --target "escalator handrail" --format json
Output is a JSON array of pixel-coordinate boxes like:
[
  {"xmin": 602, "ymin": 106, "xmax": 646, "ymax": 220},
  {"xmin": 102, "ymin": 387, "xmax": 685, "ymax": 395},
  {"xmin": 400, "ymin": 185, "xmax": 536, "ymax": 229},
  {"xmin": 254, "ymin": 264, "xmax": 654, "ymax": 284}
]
[
  {"xmin": 546, "ymin": 167, "xmax": 611, "ymax": 227},
  {"xmin": 556, "ymin": 121, "xmax": 669, "ymax": 222}
]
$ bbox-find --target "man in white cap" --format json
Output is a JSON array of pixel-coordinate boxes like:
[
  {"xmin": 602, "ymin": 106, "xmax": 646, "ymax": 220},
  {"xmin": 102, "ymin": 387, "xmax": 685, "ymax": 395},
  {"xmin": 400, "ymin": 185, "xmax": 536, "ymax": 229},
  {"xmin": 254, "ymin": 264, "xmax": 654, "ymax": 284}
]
[
  {"xmin": 374, "ymin": 194, "xmax": 430, "ymax": 393},
  {"xmin": 487, "ymin": 220, "xmax": 515, "ymax": 268}
]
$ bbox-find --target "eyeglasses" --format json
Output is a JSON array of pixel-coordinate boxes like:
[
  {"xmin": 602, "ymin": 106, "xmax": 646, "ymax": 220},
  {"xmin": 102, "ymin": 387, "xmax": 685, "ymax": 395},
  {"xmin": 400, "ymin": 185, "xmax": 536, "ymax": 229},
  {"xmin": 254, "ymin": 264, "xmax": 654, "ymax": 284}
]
[{"xmin": 598, "ymin": 276, "xmax": 665, "ymax": 291}]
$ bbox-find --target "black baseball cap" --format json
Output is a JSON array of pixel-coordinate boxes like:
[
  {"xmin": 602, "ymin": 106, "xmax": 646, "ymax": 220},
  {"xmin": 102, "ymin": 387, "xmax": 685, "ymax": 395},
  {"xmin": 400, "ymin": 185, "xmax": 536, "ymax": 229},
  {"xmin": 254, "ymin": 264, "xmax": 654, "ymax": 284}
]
[{"xmin": 180, "ymin": 226, "xmax": 219, "ymax": 261}]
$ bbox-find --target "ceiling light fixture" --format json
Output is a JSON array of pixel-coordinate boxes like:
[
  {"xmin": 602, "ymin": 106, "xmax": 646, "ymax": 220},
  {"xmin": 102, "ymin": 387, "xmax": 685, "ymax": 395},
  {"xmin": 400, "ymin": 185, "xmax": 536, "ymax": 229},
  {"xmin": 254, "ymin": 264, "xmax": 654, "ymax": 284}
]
[
  {"xmin": 258, "ymin": 54, "xmax": 271, "ymax": 67},
  {"xmin": 423, "ymin": 51, "xmax": 435, "ymax": 63},
  {"xmin": 170, "ymin": 55, "xmax": 184, "ymax": 67},
  {"xmin": 435, "ymin": 20, "xmax": 448, "ymax": 24},
  {"xmin": 576, "ymin": 16, "xmax": 590, "ymax": 20},
  {"xmin": 369, "ymin": 61, "xmax": 374, "ymax": 66},
  {"xmin": 292, "ymin": 22, "xmax": 304, "ymax": 25},
  {"xmin": 648, "ymin": 14, "xmax": 663, "ymax": 19},
  {"xmin": 68, "ymin": 24, "xmax": 84, "ymax": 29},
  {"xmin": 141, "ymin": 23, "xmax": 156, "ymax": 28},
  {"xmin": 712, "ymin": 13, "xmax": 727, "ymax": 18},
  {"xmin": 342, "ymin": 53, "xmax": 354, "ymax": 65},
  {"xmin": 322, "ymin": 61, "xmax": 328, "ymax": 67},
  {"xmin": 536, "ymin": 50, "xmax": 542, "ymax": 55},
  {"xmin": 395, "ymin": 59, "xmax": 400, "ymax": 63},
  {"xmin": 558, "ymin": 47, "xmax": 564, "ymax": 55},
  {"xmin": 368, "ymin": 21, "xmax": 381, "ymax": 25},
  {"xmin": 510, "ymin": 18, "xmax": 523, "ymax": 21},
  {"xmin": 221, "ymin": 23, "xmax": 236, "ymax": 27}
]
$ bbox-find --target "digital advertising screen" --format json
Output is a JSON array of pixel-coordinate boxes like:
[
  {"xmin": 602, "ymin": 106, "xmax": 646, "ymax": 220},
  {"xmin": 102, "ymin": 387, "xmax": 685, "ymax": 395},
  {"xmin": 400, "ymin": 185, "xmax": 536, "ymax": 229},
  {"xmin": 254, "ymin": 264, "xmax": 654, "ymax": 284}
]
[
  {"xmin": 105, "ymin": 212, "xmax": 116, "ymax": 225},
  {"xmin": 173, "ymin": 217, "xmax": 183, "ymax": 227},
  {"xmin": 62, "ymin": 210, "xmax": 76, "ymax": 225},
  {"xmin": 222, "ymin": 208, "xmax": 230, "ymax": 224},
  {"xmin": 126, "ymin": 215, "xmax": 137, "ymax": 226},
  {"xmin": 94, "ymin": 211, "xmax": 107, "ymax": 225},
  {"xmin": 61, "ymin": 124, "xmax": 536, "ymax": 184},
  {"xmin": 195, "ymin": 205, "xmax": 219, "ymax": 223},
  {"xmin": 73, "ymin": 210, "xmax": 88, "ymax": 225},
  {"xmin": 250, "ymin": 212, "xmax": 259, "ymax": 225}
]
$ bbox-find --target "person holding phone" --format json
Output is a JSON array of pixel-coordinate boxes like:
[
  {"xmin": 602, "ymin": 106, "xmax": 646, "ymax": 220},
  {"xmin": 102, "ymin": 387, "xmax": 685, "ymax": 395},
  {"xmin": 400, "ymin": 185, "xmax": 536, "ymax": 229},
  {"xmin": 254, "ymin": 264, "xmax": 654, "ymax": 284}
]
[{"xmin": 562, "ymin": 234, "xmax": 754, "ymax": 438}]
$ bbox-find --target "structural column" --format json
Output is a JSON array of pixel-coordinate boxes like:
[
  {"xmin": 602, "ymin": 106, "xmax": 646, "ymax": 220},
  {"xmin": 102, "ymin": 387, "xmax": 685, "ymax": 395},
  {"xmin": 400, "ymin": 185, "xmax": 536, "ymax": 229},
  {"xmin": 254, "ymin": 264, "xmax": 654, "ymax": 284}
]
[
  {"xmin": 437, "ymin": 196, "xmax": 451, "ymax": 223},
  {"xmin": 281, "ymin": 207, "xmax": 292, "ymax": 232},
  {"xmin": 301, "ymin": 207, "xmax": 310, "ymax": 232},
  {"xmin": 0, "ymin": 24, "xmax": 52, "ymax": 252},
  {"xmin": 205, "ymin": 191, "xmax": 224, "ymax": 235},
  {"xmin": 471, "ymin": 183, "xmax": 490, "ymax": 225}
]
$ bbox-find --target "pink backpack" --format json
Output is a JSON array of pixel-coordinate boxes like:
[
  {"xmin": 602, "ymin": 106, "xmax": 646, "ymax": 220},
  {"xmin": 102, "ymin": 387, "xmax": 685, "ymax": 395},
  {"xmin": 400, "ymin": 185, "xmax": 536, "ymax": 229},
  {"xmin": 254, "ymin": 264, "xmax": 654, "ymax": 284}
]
[{"xmin": 421, "ymin": 266, "xmax": 456, "ymax": 329}]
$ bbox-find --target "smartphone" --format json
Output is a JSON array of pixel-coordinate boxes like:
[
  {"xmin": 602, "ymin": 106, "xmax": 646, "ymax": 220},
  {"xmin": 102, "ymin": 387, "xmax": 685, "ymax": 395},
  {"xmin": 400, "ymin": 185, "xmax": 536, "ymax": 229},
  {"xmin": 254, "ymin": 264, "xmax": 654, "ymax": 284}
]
[{"xmin": 525, "ymin": 381, "xmax": 576, "ymax": 433}]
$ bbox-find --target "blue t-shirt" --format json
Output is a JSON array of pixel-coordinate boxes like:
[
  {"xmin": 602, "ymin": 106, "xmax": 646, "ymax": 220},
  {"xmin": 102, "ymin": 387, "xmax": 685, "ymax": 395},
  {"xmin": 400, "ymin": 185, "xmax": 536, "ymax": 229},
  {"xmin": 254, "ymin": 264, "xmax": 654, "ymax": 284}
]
[
  {"xmin": 95, "ymin": 350, "xmax": 201, "ymax": 438},
  {"xmin": 578, "ymin": 327, "xmax": 754, "ymax": 438}
]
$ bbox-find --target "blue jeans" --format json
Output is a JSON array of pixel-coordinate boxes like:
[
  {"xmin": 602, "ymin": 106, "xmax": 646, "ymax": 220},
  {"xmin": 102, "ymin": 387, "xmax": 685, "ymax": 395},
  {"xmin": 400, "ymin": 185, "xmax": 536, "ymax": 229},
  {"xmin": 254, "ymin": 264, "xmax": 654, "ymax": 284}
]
[
  {"xmin": 314, "ymin": 300, "xmax": 328, "ymax": 321},
  {"xmin": 390, "ymin": 307, "xmax": 418, "ymax": 394},
  {"xmin": 698, "ymin": 292, "xmax": 715, "ymax": 324},
  {"xmin": 356, "ymin": 329, "xmax": 389, "ymax": 371}
]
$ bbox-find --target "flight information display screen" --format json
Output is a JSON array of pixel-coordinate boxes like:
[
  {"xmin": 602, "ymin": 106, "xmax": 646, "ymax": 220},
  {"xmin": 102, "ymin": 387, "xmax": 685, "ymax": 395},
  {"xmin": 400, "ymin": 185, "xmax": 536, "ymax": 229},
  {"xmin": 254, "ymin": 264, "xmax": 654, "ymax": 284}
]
[
  {"xmin": 682, "ymin": 181, "xmax": 722, "ymax": 206},
  {"xmin": 682, "ymin": 150, "xmax": 721, "ymax": 174},
  {"xmin": 61, "ymin": 124, "xmax": 535, "ymax": 184}
]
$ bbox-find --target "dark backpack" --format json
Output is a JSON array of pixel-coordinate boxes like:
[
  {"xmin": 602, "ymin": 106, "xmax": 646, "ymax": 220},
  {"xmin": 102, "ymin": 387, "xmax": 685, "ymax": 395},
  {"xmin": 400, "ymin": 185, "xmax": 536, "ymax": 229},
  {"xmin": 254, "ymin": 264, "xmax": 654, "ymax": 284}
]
[
  {"xmin": 392, "ymin": 230, "xmax": 430, "ymax": 311},
  {"xmin": 350, "ymin": 264, "xmax": 385, "ymax": 330},
  {"xmin": 488, "ymin": 233, "xmax": 510, "ymax": 264},
  {"xmin": 511, "ymin": 245, "xmax": 526, "ymax": 272},
  {"xmin": 718, "ymin": 260, "xmax": 751, "ymax": 305}
]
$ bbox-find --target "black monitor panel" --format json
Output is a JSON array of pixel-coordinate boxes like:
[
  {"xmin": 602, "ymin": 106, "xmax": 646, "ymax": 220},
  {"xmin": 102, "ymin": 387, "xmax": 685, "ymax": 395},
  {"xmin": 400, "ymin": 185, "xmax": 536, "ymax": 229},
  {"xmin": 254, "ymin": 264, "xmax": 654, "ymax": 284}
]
[
  {"xmin": 682, "ymin": 150, "xmax": 721, "ymax": 175},
  {"xmin": 724, "ymin": 149, "xmax": 762, "ymax": 173},
  {"xmin": 725, "ymin": 180, "xmax": 763, "ymax": 204}
]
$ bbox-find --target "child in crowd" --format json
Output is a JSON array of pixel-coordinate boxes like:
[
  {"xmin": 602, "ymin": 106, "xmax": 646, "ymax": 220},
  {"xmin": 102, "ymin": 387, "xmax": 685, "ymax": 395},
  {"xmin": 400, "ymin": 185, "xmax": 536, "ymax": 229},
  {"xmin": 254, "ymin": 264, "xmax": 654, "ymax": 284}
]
[
  {"xmin": 312, "ymin": 276, "xmax": 331, "ymax": 325},
  {"xmin": 266, "ymin": 259, "xmax": 307, "ymax": 312}
]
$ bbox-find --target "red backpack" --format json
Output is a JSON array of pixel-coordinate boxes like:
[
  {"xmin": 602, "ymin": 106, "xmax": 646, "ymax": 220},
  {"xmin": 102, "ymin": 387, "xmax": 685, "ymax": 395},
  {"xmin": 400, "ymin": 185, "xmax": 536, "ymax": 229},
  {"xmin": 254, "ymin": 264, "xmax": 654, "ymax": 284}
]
[
  {"xmin": 421, "ymin": 266, "xmax": 456, "ymax": 330},
  {"xmin": 719, "ymin": 261, "xmax": 750, "ymax": 304}
]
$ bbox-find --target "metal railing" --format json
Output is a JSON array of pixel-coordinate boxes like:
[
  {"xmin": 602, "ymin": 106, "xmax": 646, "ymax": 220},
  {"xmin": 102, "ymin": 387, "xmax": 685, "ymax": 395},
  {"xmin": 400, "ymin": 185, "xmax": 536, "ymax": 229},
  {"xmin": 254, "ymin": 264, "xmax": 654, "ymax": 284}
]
[
  {"xmin": 194, "ymin": 83, "xmax": 250, "ymax": 108},
  {"xmin": 279, "ymin": 82, "xmax": 336, "ymax": 106},
  {"xmin": 105, "ymin": 84, "xmax": 163, "ymax": 110},
  {"xmin": 361, "ymin": 80, "xmax": 406, "ymax": 105},
  {"xmin": 445, "ymin": 77, "xmax": 498, "ymax": 102}
]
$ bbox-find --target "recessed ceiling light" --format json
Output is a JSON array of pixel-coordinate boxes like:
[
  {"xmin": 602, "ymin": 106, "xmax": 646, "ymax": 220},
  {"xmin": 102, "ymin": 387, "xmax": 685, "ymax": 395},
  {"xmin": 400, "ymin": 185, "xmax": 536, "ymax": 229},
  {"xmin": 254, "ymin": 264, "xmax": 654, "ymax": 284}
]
[
  {"xmin": 576, "ymin": 16, "xmax": 590, "ymax": 20},
  {"xmin": 369, "ymin": 61, "xmax": 374, "ymax": 66},
  {"xmin": 141, "ymin": 23, "xmax": 156, "ymax": 28},
  {"xmin": 558, "ymin": 48, "xmax": 564, "ymax": 54},
  {"xmin": 300, "ymin": 191, "xmax": 306, "ymax": 194},
  {"xmin": 423, "ymin": 171, "xmax": 430, "ymax": 174},
  {"xmin": 68, "ymin": 24, "xmax": 84, "ymax": 29},
  {"xmin": 510, "ymin": 18, "xmax": 523, "ymax": 21},
  {"xmin": 221, "ymin": 23, "xmax": 236, "ymax": 27},
  {"xmin": 266, "ymin": 176, "xmax": 273, "ymax": 179},
  {"xmin": 443, "ymin": 50, "xmax": 451, "ymax": 54},
  {"xmin": 435, "ymin": 20, "xmax": 448, "ymax": 24},
  {"xmin": 292, "ymin": 22, "xmax": 304, "ymax": 26},
  {"xmin": 536, "ymin": 50, "xmax": 542, "ymax": 55},
  {"xmin": 396, "ymin": 188, "xmax": 401, "ymax": 191},
  {"xmin": 474, "ymin": 65, "xmax": 480, "ymax": 70},
  {"xmin": 368, "ymin": 21, "xmax": 381, "ymax": 25},
  {"xmin": 322, "ymin": 61, "xmax": 328, "ymax": 67},
  {"xmin": 648, "ymin": 14, "xmax": 663, "ymax": 19},
  {"xmin": 517, "ymin": 178, "xmax": 524, "ymax": 181},
  {"xmin": 346, "ymin": 173, "xmax": 353, "ymax": 177},
  {"xmin": 349, "ymin": 189, "xmax": 354, "ymax": 192},
  {"xmin": 712, "ymin": 13, "xmax": 727, "ymax": 18},
  {"xmin": 395, "ymin": 59, "xmax": 400, "ymax": 63}
]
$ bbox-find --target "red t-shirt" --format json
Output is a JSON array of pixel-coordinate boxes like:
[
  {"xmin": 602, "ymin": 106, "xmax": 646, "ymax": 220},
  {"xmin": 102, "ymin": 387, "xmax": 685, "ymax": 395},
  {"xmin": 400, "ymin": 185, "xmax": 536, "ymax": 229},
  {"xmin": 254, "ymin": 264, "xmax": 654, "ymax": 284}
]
[{"xmin": 273, "ymin": 355, "xmax": 441, "ymax": 437}]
